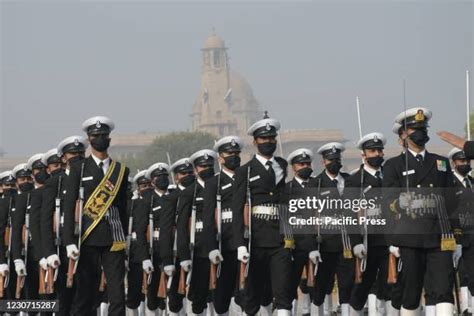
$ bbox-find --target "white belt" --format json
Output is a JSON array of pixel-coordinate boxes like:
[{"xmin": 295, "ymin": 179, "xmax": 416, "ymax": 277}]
[
  {"xmin": 410, "ymin": 198, "xmax": 436, "ymax": 209},
  {"xmin": 251, "ymin": 205, "xmax": 280, "ymax": 220},
  {"xmin": 251, "ymin": 206, "xmax": 279, "ymax": 216},
  {"xmin": 366, "ymin": 207, "xmax": 381, "ymax": 217}
]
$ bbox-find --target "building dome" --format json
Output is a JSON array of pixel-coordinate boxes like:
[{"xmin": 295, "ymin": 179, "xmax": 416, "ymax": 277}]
[{"xmin": 203, "ymin": 32, "xmax": 225, "ymax": 50}]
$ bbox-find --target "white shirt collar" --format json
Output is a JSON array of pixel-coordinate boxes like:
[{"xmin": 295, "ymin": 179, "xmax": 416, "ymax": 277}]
[
  {"xmin": 222, "ymin": 168, "xmax": 234, "ymax": 179},
  {"xmin": 454, "ymin": 170, "xmax": 470, "ymax": 188},
  {"xmin": 407, "ymin": 148, "xmax": 426, "ymax": 159},
  {"xmin": 256, "ymin": 153, "xmax": 276, "ymax": 168},
  {"xmin": 154, "ymin": 189, "xmax": 165, "ymax": 197},
  {"xmin": 91, "ymin": 153, "xmax": 111, "ymax": 168},
  {"xmin": 178, "ymin": 184, "xmax": 186, "ymax": 191},
  {"xmin": 294, "ymin": 176, "xmax": 307, "ymax": 186},
  {"xmin": 325, "ymin": 170, "xmax": 343, "ymax": 182},
  {"xmin": 65, "ymin": 168, "xmax": 70, "ymax": 176},
  {"xmin": 197, "ymin": 178, "xmax": 205, "ymax": 188},
  {"xmin": 363, "ymin": 164, "xmax": 381, "ymax": 178}
]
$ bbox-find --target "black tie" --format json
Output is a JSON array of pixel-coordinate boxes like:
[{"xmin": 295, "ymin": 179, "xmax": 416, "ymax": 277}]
[
  {"xmin": 98, "ymin": 161, "xmax": 105, "ymax": 176},
  {"xmin": 416, "ymin": 154, "xmax": 424, "ymax": 165},
  {"xmin": 266, "ymin": 161, "xmax": 276, "ymax": 183},
  {"xmin": 333, "ymin": 179, "xmax": 338, "ymax": 186},
  {"xmin": 464, "ymin": 177, "xmax": 472, "ymax": 189},
  {"xmin": 374, "ymin": 171, "xmax": 382, "ymax": 185}
]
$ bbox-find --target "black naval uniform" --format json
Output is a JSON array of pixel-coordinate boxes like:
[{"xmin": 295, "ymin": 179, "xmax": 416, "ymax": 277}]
[
  {"xmin": 63, "ymin": 156, "xmax": 130, "ymax": 316},
  {"xmin": 346, "ymin": 165, "xmax": 393, "ymax": 310},
  {"xmin": 0, "ymin": 190, "xmax": 19, "ymax": 300},
  {"xmin": 452, "ymin": 170, "xmax": 474, "ymax": 298},
  {"xmin": 176, "ymin": 179, "xmax": 210, "ymax": 314},
  {"xmin": 12, "ymin": 187, "xmax": 42, "ymax": 302},
  {"xmin": 382, "ymin": 150, "xmax": 457, "ymax": 309},
  {"xmin": 202, "ymin": 170, "xmax": 239, "ymax": 314},
  {"xmin": 281, "ymin": 177, "xmax": 317, "ymax": 305},
  {"xmin": 141, "ymin": 189, "xmax": 167, "ymax": 312},
  {"xmin": 232, "ymin": 154, "xmax": 292, "ymax": 315},
  {"xmin": 311, "ymin": 170, "xmax": 354, "ymax": 307},
  {"xmin": 41, "ymin": 169, "xmax": 76, "ymax": 315},
  {"xmin": 159, "ymin": 185, "xmax": 187, "ymax": 314},
  {"xmin": 126, "ymin": 189, "xmax": 149, "ymax": 311}
]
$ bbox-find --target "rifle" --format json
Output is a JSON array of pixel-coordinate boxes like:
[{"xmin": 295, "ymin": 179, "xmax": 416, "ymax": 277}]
[
  {"xmin": 124, "ymin": 198, "xmax": 134, "ymax": 296},
  {"xmin": 17, "ymin": 193, "xmax": 32, "ymax": 298},
  {"xmin": 4, "ymin": 197, "xmax": 13, "ymax": 289},
  {"xmin": 142, "ymin": 195, "xmax": 154, "ymax": 295},
  {"xmin": 49, "ymin": 175, "xmax": 63, "ymax": 292},
  {"xmin": 67, "ymin": 162, "xmax": 84, "ymax": 288},
  {"xmin": 99, "ymin": 267, "xmax": 106, "ymax": 292},
  {"xmin": 186, "ymin": 185, "xmax": 198, "ymax": 288},
  {"xmin": 239, "ymin": 166, "xmax": 251, "ymax": 290},
  {"xmin": 387, "ymin": 253, "xmax": 397, "ymax": 284},
  {"xmin": 210, "ymin": 172, "xmax": 222, "ymax": 290}
]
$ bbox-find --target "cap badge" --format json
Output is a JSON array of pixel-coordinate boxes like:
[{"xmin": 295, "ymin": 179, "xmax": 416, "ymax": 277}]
[
  {"xmin": 331, "ymin": 146, "xmax": 336, "ymax": 153},
  {"xmin": 302, "ymin": 152, "xmax": 307, "ymax": 158},
  {"xmin": 74, "ymin": 138, "xmax": 79, "ymax": 146},
  {"xmin": 231, "ymin": 139, "xmax": 236, "ymax": 146},
  {"xmin": 96, "ymin": 120, "xmax": 102, "ymax": 128},
  {"xmin": 265, "ymin": 123, "xmax": 271, "ymax": 131},
  {"xmin": 374, "ymin": 135, "xmax": 379, "ymax": 142},
  {"xmin": 415, "ymin": 109, "xmax": 425, "ymax": 122},
  {"xmin": 204, "ymin": 153, "xmax": 209, "ymax": 160}
]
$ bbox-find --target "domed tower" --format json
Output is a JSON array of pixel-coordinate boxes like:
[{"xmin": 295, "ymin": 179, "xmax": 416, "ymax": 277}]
[{"xmin": 191, "ymin": 30, "xmax": 260, "ymax": 137}]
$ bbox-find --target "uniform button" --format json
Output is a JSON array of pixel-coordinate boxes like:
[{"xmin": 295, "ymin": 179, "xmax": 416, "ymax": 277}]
[
  {"xmin": 269, "ymin": 192, "xmax": 273, "ymax": 196},
  {"xmin": 417, "ymin": 185, "xmax": 421, "ymax": 188},
  {"xmin": 429, "ymin": 184, "xmax": 433, "ymax": 187}
]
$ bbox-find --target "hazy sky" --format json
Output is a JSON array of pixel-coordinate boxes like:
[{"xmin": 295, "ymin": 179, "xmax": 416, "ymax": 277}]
[{"xmin": 1, "ymin": 0, "xmax": 473, "ymax": 156}]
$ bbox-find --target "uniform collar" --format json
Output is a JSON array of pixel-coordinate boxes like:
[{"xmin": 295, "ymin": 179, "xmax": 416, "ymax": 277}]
[
  {"xmin": 256, "ymin": 153, "xmax": 276, "ymax": 168},
  {"xmin": 197, "ymin": 177, "xmax": 205, "ymax": 188},
  {"xmin": 325, "ymin": 170, "xmax": 343, "ymax": 182},
  {"xmin": 154, "ymin": 189, "xmax": 165, "ymax": 197},
  {"xmin": 454, "ymin": 170, "xmax": 470, "ymax": 187},
  {"xmin": 294, "ymin": 175, "xmax": 308, "ymax": 186},
  {"xmin": 363, "ymin": 164, "xmax": 381, "ymax": 178},
  {"xmin": 407, "ymin": 148, "xmax": 426, "ymax": 159},
  {"xmin": 222, "ymin": 168, "xmax": 234, "ymax": 179},
  {"xmin": 91, "ymin": 153, "xmax": 111, "ymax": 168}
]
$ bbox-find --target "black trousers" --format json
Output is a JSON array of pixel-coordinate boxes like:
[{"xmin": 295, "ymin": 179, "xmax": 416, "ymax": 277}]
[
  {"xmin": 188, "ymin": 256, "xmax": 210, "ymax": 314},
  {"xmin": 146, "ymin": 262, "xmax": 166, "ymax": 311},
  {"xmin": 312, "ymin": 252, "xmax": 354, "ymax": 306},
  {"xmin": 166, "ymin": 260, "xmax": 185, "ymax": 313},
  {"xmin": 243, "ymin": 246, "xmax": 292, "ymax": 315},
  {"xmin": 71, "ymin": 245, "xmax": 125, "ymax": 316},
  {"xmin": 126, "ymin": 262, "xmax": 144, "ymax": 309},
  {"xmin": 53, "ymin": 246, "xmax": 76, "ymax": 316},
  {"xmin": 461, "ymin": 244, "xmax": 474, "ymax": 296},
  {"xmin": 290, "ymin": 248, "xmax": 309, "ymax": 301},
  {"xmin": 213, "ymin": 250, "xmax": 238, "ymax": 314},
  {"xmin": 399, "ymin": 247, "xmax": 454, "ymax": 309},
  {"xmin": 350, "ymin": 246, "xmax": 392, "ymax": 310}
]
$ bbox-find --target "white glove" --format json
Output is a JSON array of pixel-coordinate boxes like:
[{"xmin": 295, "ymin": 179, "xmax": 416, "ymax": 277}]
[
  {"xmin": 14, "ymin": 259, "xmax": 26, "ymax": 276},
  {"xmin": 39, "ymin": 258, "xmax": 48, "ymax": 270},
  {"xmin": 353, "ymin": 244, "xmax": 367, "ymax": 259},
  {"xmin": 142, "ymin": 259, "xmax": 154, "ymax": 274},
  {"xmin": 308, "ymin": 250, "xmax": 322, "ymax": 265},
  {"xmin": 180, "ymin": 260, "xmax": 192, "ymax": 272},
  {"xmin": 0, "ymin": 263, "xmax": 9, "ymax": 276},
  {"xmin": 47, "ymin": 254, "xmax": 60, "ymax": 268},
  {"xmin": 389, "ymin": 246, "xmax": 400, "ymax": 258},
  {"xmin": 66, "ymin": 244, "xmax": 79, "ymax": 260},
  {"xmin": 453, "ymin": 244, "xmax": 462, "ymax": 268},
  {"xmin": 209, "ymin": 249, "xmax": 224, "ymax": 265},
  {"xmin": 164, "ymin": 265, "xmax": 175, "ymax": 277},
  {"xmin": 398, "ymin": 192, "xmax": 411, "ymax": 210},
  {"xmin": 237, "ymin": 246, "xmax": 250, "ymax": 264}
]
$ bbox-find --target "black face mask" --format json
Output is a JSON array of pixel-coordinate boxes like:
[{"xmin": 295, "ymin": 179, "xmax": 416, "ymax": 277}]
[
  {"xmin": 456, "ymin": 164, "xmax": 472, "ymax": 176},
  {"xmin": 34, "ymin": 169, "xmax": 50, "ymax": 185},
  {"xmin": 68, "ymin": 155, "xmax": 84, "ymax": 164},
  {"xmin": 326, "ymin": 160, "xmax": 342, "ymax": 175},
  {"xmin": 198, "ymin": 168, "xmax": 215, "ymax": 180},
  {"xmin": 19, "ymin": 182, "xmax": 34, "ymax": 193},
  {"xmin": 366, "ymin": 156, "xmax": 384, "ymax": 168},
  {"xmin": 180, "ymin": 174, "xmax": 195, "ymax": 187},
  {"xmin": 223, "ymin": 155, "xmax": 241, "ymax": 170},
  {"xmin": 408, "ymin": 129, "xmax": 430, "ymax": 147},
  {"xmin": 153, "ymin": 175, "xmax": 170, "ymax": 191},
  {"xmin": 51, "ymin": 168, "xmax": 63, "ymax": 176},
  {"xmin": 257, "ymin": 142, "xmax": 277, "ymax": 156},
  {"xmin": 90, "ymin": 135, "xmax": 111, "ymax": 152},
  {"xmin": 297, "ymin": 167, "xmax": 313, "ymax": 180}
]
